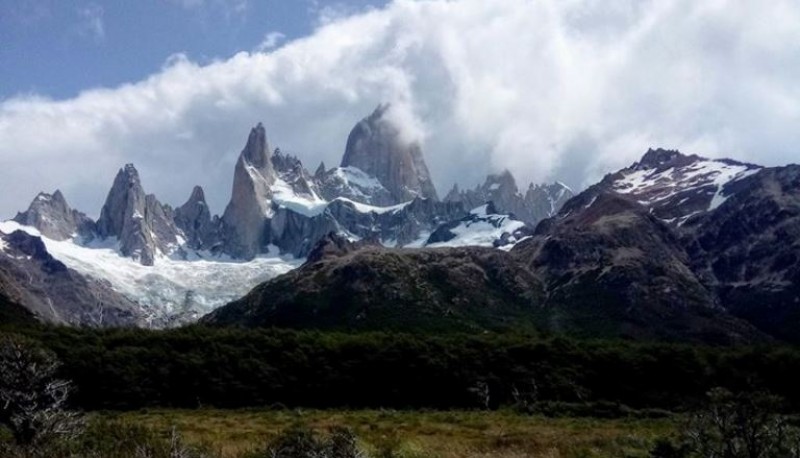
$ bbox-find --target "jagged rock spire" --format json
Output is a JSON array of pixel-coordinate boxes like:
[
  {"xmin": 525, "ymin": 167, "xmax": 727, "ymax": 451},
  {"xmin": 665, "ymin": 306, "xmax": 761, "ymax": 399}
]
[
  {"xmin": 341, "ymin": 104, "xmax": 438, "ymax": 204},
  {"xmin": 13, "ymin": 190, "xmax": 95, "ymax": 241},
  {"xmin": 221, "ymin": 123, "xmax": 277, "ymax": 259},
  {"xmin": 96, "ymin": 164, "xmax": 180, "ymax": 266},
  {"xmin": 174, "ymin": 185, "xmax": 214, "ymax": 250}
]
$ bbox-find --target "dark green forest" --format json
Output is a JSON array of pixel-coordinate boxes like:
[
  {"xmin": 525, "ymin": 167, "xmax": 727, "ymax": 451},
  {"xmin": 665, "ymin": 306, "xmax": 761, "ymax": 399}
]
[{"xmin": 2, "ymin": 322, "xmax": 799, "ymax": 414}]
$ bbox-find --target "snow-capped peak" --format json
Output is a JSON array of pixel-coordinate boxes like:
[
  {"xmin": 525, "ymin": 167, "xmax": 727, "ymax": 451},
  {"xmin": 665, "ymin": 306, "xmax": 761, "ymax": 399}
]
[{"xmin": 610, "ymin": 149, "xmax": 762, "ymax": 222}]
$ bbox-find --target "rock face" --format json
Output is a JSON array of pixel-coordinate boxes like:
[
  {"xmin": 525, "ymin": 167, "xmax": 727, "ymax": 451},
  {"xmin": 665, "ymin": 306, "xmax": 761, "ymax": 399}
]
[
  {"xmin": 13, "ymin": 190, "xmax": 95, "ymax": 241},
  {"xmin": 315, "ymin": 166, "xmax": 395, "ymax": 206},
  {"xmin": 444, "ymin": 171, "xmax": 574, "ymax": 225},
  {"xmin": 221, "ymin": 123, "xmax": 276, "ymax": 259},
  {"xmin": 96, "ymin": 164, "xmax": 181, "ymax": 266},
  {"xmin": 512, "ymin": 192, "xmax": 760, "ymax": 342},
  {"xmin": 679, "ymin": 165, "xmax": 800, "ymax": 341},
  {"xmin": 341, "ymin": 104, "xmax": 438, "ymax": 204},
  {"xmin": 0, "ymin": 229, "xmax": 143, "ymax": 326},
  {"xmin": 174, "ymin": 186, "xmax": 215, "ymax": 250}
]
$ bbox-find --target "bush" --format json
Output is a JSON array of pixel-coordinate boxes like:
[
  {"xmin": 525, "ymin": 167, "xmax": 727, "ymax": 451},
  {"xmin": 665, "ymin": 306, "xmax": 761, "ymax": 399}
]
[{"xmin": 253, "ymin": 424, "xmax": 366, "ymax": 458}]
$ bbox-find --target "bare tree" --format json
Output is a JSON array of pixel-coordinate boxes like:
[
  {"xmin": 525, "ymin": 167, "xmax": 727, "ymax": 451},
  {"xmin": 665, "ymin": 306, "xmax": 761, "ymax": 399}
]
[
  {"xmin": 683, "ymin": 388, "xmax": 800, "ymax": 458},
  {"xmin": 0, "ymin": 334, "xmax": 84, "ymax": 446}
]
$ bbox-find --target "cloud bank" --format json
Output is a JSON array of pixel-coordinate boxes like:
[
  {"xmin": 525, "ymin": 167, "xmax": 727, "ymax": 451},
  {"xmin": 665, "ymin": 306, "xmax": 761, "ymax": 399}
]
[{"xmin": 1, "ymin": 0, "xmax": 799, "ymax": 218}]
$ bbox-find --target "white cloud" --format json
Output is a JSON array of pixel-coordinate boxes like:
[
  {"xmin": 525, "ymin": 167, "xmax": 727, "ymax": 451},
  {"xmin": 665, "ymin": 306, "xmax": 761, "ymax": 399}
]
[
  {"xmin": 2, "ymin": 0, "xmax": 800, "ymax": 219},
  {"xmin": 255, "ymin": 32, "xmax": 286, "ymax": 52}
]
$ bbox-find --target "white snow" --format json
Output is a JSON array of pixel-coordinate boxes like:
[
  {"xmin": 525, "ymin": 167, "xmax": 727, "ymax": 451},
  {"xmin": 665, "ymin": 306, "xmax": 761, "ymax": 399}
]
[
  {"xmin": 0, "ymin": 235, "xmax": 7, "ymax": 253},
  {"xmin": 334, "ymin": 197, "xmax": 413, "ymax": 215},
  {"xmin": 584, "ymin": 195, "xmax": 598, "ymax": 209},
  {"xmin": 270, "ymin": 177, "xmax": 328, "ymax": 217},
  {"xmin": 334, "ymin": 166, "xmax": 385, "ymax": 191},
  {"xmin": 269, "ymin": 171, "xmax": 410, "ymax": 218},
  {"xmin": 707, "ymin": 163, "xmax": 760, "ymax": 210},
  {"xmin": 488, "ymin": 183, "xmax": 501, "ymax": 191},
  {"xmin": 613, "ymin": 159, "xmax": 761, "ymax": 212},
  {"xmin": 426, "ymin": 206, "xmax": 526, "ymax": 249},
  {"xmin": 0, "ymin": 221, "xmax": 301, "ymax": 324}
]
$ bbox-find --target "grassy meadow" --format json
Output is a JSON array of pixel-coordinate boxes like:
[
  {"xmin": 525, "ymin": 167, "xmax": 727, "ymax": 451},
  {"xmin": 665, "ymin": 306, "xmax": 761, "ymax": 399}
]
[{"xmin": 94, "ymin": 409, "xmax": 677, "ymax": 458}]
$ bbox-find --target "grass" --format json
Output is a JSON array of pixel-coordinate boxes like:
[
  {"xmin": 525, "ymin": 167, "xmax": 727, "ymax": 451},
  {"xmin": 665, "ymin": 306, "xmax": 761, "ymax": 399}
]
[{"xmin": 94, "ymin": 409, "xmax": 677, "ymax": 458}]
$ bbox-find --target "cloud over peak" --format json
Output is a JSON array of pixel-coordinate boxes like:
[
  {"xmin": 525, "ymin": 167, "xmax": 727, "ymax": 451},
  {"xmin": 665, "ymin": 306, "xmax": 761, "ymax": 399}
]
[{"xmin": 1, "ymin": 0, "xmax": 799, "ymax": 219}]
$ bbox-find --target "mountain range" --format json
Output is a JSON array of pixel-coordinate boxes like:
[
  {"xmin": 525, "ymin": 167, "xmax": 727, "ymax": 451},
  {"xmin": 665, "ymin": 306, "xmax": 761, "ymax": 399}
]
[
  {"xmin": 204, "ymin": 148, "xmax": 800, "ymax": 344},
  {"xmin": 0, "ymin": 104, "xmax": 571, "ymax": 326},
  {"xmin": 2, "ymin": 105, "xmax": 798, "ymax": 343}
]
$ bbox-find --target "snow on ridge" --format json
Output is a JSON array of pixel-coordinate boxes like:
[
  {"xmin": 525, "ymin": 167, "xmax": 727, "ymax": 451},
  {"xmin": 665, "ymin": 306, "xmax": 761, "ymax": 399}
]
[
  {"xmin": 270, "ymin": 177, "xmax": 328, "ymax": 217},
  {"xmin": 334, "ymin": 197, "xmax": 413, "ymax": 215},
  {"xmin": 612, "ymin": 157, "xmax": 762, "ymax": 211},
  {"xmin": 334, "ymin": 166, "xmax": 386, "ymax": 191},
  {"xmin": 426, "ymin": 206, "xmax": 527, "ymax": 249}
]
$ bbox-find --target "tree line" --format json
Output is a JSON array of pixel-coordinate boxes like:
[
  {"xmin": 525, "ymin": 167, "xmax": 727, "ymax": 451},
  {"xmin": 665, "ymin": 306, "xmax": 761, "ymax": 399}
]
[{"xmin": 0, "ymin": 324, "xmax": 797, "ymax": 414}]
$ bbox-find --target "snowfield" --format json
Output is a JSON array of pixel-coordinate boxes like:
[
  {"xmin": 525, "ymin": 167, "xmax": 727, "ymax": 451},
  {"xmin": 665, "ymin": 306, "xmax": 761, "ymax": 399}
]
[
  {"xmin": 0, "ymin": 221, "xmax": 301, "ymax": 325},
  {"xmin": 425, "ymin": 205, "xmax": 528, "ymax": 249}
]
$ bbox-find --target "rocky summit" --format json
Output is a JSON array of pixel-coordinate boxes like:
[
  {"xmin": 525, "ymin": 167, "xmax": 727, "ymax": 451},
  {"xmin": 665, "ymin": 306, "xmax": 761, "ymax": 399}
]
[
  {"xmin": 2, "ymin": 105, "xmax": 566, "ymax": 326},
  {"xmin": 341, "ymin": 104, "xmax": 439, "ymax": 203}
]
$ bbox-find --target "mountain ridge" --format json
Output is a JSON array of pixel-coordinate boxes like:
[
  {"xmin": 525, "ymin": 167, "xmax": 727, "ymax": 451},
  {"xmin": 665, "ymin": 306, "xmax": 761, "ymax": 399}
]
[{"xmin": 3, "ymin": 106, "xmax": 569, "ymax": 325}]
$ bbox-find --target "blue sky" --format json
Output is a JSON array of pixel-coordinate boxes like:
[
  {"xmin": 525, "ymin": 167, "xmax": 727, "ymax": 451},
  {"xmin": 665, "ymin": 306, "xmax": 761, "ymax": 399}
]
[
  {"xmin": 0, "ymin": 0, "xmax": 387, "ymax": 99},
  {"xmin": 1, "ymin": 0, "xmax": 799, "ymax": 219}
]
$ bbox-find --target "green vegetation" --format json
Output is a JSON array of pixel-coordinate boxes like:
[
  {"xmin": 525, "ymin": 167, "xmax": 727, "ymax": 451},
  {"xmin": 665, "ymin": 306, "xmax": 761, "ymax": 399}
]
[
  {"xmin": 0, "ymin": 324, "xmax": 798, "ymax": 413},
  {"xmin": 2, "ymin": 322, "xmax": 800, "ymax": 456}
]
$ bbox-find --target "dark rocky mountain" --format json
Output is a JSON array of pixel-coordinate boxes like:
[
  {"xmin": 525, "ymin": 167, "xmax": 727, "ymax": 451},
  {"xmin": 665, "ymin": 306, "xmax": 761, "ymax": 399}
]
[
  {"xmin": 203, "ymin": 148, "xmax": 800, "ymax": 343},
  {"xmin": 0, "ymin": 229, "xmax": 143, "ymax": 326},
  {"xmin": 513, "ymin": 191, "xmax": 763, "ymax": 342},
  {"xmin": 202, "ymin": 233, "xmax": 545, "ymax": 332},
  {"xmin": 340, "ymin": 104, "xmax": 438, "ymax": 204},
  {"xmin": 596, "ymin": 148, "xmax": 761, "ymax": 223},
  {"xmin": 679, "ymin": 165, "xmax": 800, "ymax": 341},
  {"xmin": 202, "ymin": 227, "xmax": 766, "ymax": 342},
  {"xmin": 445, "ymin": 171, "xmax": 574, "ymax": 225}
]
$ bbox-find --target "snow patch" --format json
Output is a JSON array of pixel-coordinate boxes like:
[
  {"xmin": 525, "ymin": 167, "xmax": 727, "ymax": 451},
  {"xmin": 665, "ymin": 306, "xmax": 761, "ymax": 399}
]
[
  {"xmin": 335, "ymin": 197, "xmax": 413, "ymax": 215},
  {"xmin": 270, "ymin": 177, "xmax": 328, "ymax": 217},
  {"xmin": 334, "ymin": 166, "xmax": 385, "ymax": 191}
]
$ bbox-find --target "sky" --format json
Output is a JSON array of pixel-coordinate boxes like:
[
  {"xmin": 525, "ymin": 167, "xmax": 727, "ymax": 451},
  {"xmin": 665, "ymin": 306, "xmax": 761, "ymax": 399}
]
[{"xmin": 1, "ymin": 0, "xmax": 799, "ymax": 219}]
